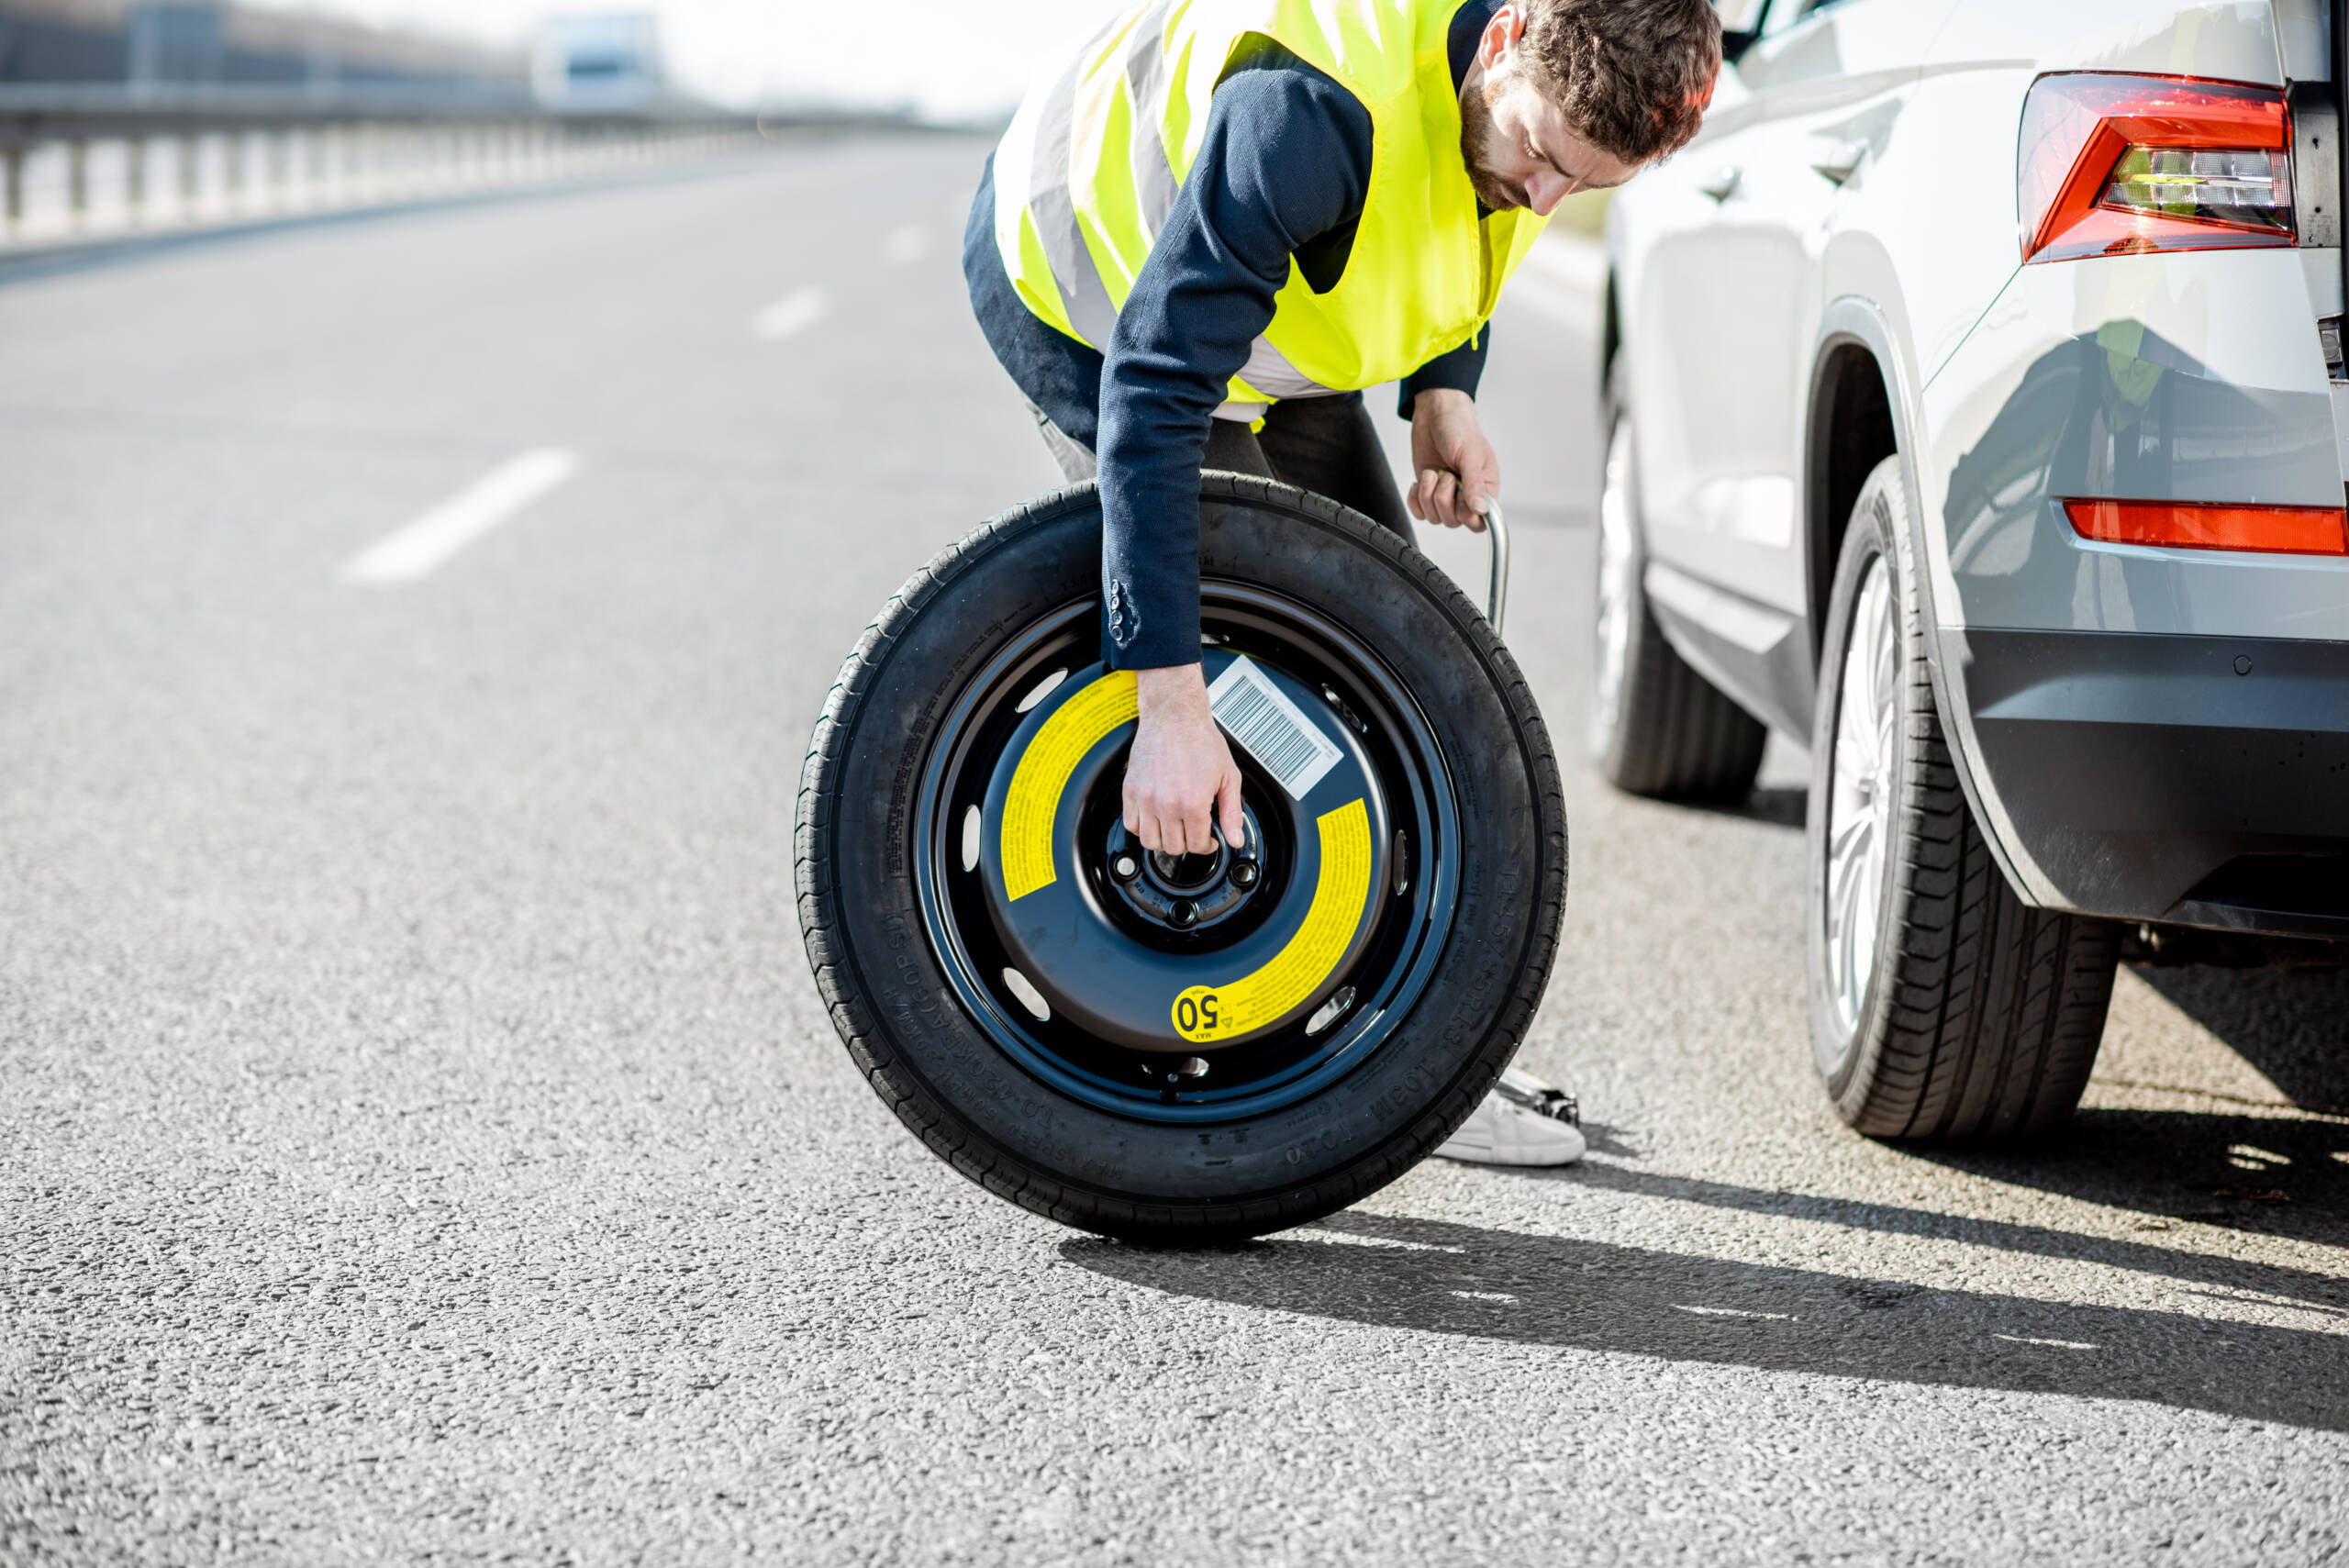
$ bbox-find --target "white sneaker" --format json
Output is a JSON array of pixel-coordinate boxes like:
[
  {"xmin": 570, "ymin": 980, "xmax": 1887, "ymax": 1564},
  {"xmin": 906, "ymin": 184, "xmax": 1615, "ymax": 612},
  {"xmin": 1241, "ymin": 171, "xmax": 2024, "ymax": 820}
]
[{"xmin": 1433, "ymin": 1090, "xmax": 1586, "ymax": 1167}]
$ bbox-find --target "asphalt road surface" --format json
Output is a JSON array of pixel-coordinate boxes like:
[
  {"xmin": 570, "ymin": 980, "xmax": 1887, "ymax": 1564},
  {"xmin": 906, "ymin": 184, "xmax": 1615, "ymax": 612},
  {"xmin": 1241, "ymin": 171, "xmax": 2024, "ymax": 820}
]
[{"xmin": 6, "ymin": 135, "xmax": 2346, "ymax": 1566}]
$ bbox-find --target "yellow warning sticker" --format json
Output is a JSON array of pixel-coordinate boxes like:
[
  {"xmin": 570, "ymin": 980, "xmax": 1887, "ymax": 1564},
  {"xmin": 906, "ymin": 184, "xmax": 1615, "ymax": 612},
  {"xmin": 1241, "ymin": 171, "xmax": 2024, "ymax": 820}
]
[
  {"xmin": 1170, "ymin": 797, "xmax": 1373, "ymax": 1043},
  {"xmin": 1000, "ymin": 670, "xmax": 1138, "ymax": 902}
]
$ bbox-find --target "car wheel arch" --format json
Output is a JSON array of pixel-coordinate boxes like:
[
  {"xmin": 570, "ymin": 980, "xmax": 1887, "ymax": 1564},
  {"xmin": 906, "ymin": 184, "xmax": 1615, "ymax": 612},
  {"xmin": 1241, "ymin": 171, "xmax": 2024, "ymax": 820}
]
[
  {"xmin": 1806, "ymin": 337, "xmax": 1897, "ymax": 669},
  {"xmin": 1804, "ymin": 297, "xmax": 2042, "ymax": 907}
]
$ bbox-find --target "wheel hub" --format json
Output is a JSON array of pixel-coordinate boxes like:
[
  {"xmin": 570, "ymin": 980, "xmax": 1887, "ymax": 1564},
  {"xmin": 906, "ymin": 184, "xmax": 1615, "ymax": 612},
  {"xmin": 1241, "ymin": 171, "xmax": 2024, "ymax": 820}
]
[{"xmin": 1103, "ymin": 812, "xmax": 1265, "ymax": 934}]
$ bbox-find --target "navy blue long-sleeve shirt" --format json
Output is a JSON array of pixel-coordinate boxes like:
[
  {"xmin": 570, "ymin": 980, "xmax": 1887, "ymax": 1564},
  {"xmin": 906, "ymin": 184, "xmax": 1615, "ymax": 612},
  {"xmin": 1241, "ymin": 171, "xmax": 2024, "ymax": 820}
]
[{"xmin": 966, "ymin": 0, "xmax": 1499, "ymax": 669}]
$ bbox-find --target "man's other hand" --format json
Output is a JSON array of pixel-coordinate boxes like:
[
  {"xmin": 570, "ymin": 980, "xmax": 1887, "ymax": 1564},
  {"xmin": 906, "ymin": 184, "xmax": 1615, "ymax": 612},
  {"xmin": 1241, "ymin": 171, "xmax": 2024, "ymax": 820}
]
[
  {"xmin": 1408, "ymin": 386, "xmax": 1499, "ymax": 531},
  {"xmin": 1125, "ymin": 664, "xmax": 1246, "ymax": 856}
]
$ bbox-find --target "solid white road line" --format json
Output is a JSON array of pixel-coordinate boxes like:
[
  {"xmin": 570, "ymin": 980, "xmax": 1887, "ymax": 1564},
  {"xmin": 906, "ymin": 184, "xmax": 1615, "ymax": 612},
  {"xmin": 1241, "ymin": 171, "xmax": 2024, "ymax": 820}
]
[
  {"xmin": 753, "ymin": 285, "xmax": 830, "ymax": 340},
  {"xmin": 339, "ymin": 447, "xmax": 580, "ymax": 585}
]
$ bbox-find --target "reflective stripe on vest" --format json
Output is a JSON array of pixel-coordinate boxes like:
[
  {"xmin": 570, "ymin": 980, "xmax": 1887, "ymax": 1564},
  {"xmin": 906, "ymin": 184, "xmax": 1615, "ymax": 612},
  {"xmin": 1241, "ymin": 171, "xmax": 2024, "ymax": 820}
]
[{"xmin": 992, "ymin": 0, "xmax": 1551, "ymax": 410}]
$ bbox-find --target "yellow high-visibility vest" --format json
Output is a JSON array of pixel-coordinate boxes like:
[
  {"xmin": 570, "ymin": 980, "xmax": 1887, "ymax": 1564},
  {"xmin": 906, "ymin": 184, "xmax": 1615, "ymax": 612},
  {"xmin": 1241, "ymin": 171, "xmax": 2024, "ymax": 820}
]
[{"xmin": 992, "ymin": 0, "xmax": 1550, "ymax": 410}]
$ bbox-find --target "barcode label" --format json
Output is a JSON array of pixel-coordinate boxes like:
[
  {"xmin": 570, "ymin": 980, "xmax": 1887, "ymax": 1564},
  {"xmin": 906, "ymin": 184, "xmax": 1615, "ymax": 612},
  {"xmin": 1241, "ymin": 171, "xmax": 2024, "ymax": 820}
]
[{"xmin": 1207, "ymin": 656, "xmax": 1344, "ymax": 800}]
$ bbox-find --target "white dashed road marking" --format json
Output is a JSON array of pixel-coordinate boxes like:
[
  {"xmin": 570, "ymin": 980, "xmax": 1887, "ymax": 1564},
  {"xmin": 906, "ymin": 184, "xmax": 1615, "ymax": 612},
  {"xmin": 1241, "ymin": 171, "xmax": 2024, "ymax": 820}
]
[
  {"xmin": 1994, "ymin": 1334, "xmax": 2100, "ymax": 1351},
  {"xmin": 752, "ymin": 285, "xmax": 830, "ymax": 340},
  {"xmin": 339, "ymin": 447, "xmax": 580, "ymax": 585}
]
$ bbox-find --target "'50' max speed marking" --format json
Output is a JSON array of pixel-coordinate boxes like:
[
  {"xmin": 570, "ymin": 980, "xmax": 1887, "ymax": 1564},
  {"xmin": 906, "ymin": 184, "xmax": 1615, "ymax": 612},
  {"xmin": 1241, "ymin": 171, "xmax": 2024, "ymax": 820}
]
[
  {"xmin": 1174, "ymin": 994, "xmax": 1223, "ymax": 1033},
  {"xmin": 1169, "ymin": 797, "xmax": 1372, "ymax": 1044}
]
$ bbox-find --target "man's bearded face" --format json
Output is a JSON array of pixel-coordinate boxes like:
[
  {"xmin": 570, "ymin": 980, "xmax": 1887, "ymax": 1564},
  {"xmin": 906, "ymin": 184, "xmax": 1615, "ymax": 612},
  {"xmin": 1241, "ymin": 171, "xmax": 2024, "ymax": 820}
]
[
  {"xmin": 1456, "ymin": 51, "xmax": 1642, "ymax": 217},
  {"xmin": 1459, "ymin": 65, "xmax": 1532, "ymax": 212}
]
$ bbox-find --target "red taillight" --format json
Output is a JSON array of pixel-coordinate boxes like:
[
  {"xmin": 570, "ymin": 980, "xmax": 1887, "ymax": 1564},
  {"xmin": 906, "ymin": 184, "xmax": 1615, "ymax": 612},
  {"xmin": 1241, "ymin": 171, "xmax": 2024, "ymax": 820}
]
[
  {"xmin": 2064, "ymin": 499, "xmax": 2348, "ymax": 555},
  {"xmin": 2020, "ymin": 73, "xmax": 2294, "ymax": 263}
]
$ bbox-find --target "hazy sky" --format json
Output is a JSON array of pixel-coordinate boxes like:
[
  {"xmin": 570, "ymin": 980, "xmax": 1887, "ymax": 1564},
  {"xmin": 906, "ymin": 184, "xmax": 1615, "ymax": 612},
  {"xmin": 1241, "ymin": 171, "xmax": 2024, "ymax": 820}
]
[{"xmin": 250, "ymin": 0, "xmax": 1130, "ymax": 119}]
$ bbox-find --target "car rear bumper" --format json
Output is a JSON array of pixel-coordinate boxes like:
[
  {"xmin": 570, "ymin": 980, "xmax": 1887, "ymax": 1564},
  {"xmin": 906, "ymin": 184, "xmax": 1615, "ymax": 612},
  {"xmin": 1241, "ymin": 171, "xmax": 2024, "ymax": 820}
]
[{"xmin": 1948, "ymin": 628, "xmax": 2349, "ymax": 937}]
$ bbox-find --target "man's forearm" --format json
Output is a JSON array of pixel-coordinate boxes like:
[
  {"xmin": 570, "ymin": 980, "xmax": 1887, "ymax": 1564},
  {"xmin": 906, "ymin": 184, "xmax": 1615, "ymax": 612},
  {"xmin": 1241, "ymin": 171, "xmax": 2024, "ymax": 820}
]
[
  {"xmin": 1097, "ymin": 405, "xmax": 1218, "ymax": 669},
  {"xmin": 1136, "ymin": 662, "xmax": 1210, "ymax": 713}
]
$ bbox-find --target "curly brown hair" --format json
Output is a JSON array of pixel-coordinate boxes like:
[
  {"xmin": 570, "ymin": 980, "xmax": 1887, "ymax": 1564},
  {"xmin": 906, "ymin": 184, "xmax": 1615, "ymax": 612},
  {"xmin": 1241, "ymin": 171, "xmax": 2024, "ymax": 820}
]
[{"xmin": 1520, "ymin": 0, "xmax": 1722, "ymax": 163}]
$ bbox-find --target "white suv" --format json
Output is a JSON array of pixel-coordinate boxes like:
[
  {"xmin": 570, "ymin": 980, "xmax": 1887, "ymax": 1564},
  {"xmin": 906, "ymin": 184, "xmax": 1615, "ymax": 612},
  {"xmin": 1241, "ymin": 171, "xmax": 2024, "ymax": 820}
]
[{"xmin": 1598, "ymin": 0, "xmax": 2349, "ymax": 1138}]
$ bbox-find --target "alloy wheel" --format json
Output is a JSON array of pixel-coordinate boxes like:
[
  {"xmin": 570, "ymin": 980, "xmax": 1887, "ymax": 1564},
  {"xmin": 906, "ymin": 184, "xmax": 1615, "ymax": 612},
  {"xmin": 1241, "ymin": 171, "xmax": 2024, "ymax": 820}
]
[
  {"xmin": 1823, "ymin": 553, "xmax": 1898, "ymax": 1038},
  {"xmin": 1590, "ymin": 412, "xmax": 1639, "ymax": 757}
]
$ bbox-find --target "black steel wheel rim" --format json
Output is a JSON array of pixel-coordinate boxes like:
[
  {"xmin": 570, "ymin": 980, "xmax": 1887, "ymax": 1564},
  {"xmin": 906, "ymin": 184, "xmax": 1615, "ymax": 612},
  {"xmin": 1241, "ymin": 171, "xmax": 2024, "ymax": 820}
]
[{"xmin": 909, "ymin": 580, "xmax": 1462, "ymax": 1124}]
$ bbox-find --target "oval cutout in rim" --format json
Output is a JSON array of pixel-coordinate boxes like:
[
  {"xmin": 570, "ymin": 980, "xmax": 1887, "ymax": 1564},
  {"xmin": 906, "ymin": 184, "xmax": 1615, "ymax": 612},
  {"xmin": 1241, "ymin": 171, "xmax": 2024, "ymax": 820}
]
[
  {"xmin": 1015, "ymin": 668, "xmax": 1069, "ymax": 713},
  {"xmin": 1002, "ymin": 967, "xmax": 1051, "ymax": 1021},
  {"xmin": 1305, "ymin": 985, "xmax": 1356, "ymax": 1036}
]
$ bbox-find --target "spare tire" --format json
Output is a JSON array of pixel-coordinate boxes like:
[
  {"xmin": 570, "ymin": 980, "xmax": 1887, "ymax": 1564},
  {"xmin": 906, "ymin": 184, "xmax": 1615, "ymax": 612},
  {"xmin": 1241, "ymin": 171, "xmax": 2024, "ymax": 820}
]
[{"xmin": 796, "ymin": 474, "xmax": 1565, "ymax": 1243}]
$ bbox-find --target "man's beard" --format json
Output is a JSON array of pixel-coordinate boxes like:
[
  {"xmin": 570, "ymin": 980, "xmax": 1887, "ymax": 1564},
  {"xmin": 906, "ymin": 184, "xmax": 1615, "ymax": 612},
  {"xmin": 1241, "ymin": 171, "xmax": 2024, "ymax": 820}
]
[{"xmin": 1458, "ymin": 71, "xmax": 1530, "ymax": 212}]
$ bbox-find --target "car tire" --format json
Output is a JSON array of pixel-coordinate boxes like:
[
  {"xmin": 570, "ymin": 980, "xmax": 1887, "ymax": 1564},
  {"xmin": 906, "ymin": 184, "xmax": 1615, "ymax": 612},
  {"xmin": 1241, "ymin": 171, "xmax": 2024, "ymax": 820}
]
[
  {"xmin": 796, "ymin": 473, "xmax": 1567, "ymax": 1243},
  {"xmin": 1806, "ymin": 456, "xmax": 2120, "ymax": 1139},
  {"xmin": 1588, "ymin": 363, "xmax": 1768, "ymax": 799}
]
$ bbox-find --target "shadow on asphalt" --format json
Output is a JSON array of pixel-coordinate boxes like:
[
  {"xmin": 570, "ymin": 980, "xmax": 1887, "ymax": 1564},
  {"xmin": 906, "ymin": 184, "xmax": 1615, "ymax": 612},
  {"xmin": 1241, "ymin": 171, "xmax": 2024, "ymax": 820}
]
[
  {"xmin": 1556, "ymin": 1155, "xmax": 2346, "ymax": 1307},
  {"xmin": 1902, "ymin": 1107, "xmax": 2348, "ymax": 1243},
  {"xmin": 1062, "ymin": 1204, "xmax": 2349, "ymax": 1432},
  {"xmin": 1677, "ymin": 784, "xmax": 1807, "ymax": 830},
  {"xmin": 1570, "ymin": 1121, "xmax": 1643, "ymax": 1160},
  {"xmin": 2130, "ymin": 965, "xmax": 2349, "ymax": 1116},
  {"xmin": 1901, "ymin": 964, "xmax": 2349, "ymax": 1240}
]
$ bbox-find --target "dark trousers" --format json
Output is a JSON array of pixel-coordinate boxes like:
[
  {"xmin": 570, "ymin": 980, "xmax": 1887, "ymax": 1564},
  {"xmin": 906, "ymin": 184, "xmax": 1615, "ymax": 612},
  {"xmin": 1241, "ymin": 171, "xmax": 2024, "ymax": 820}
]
[{"xmin": 1031, "ymin": 392, "xmax": 1417, "ymax": 546}]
